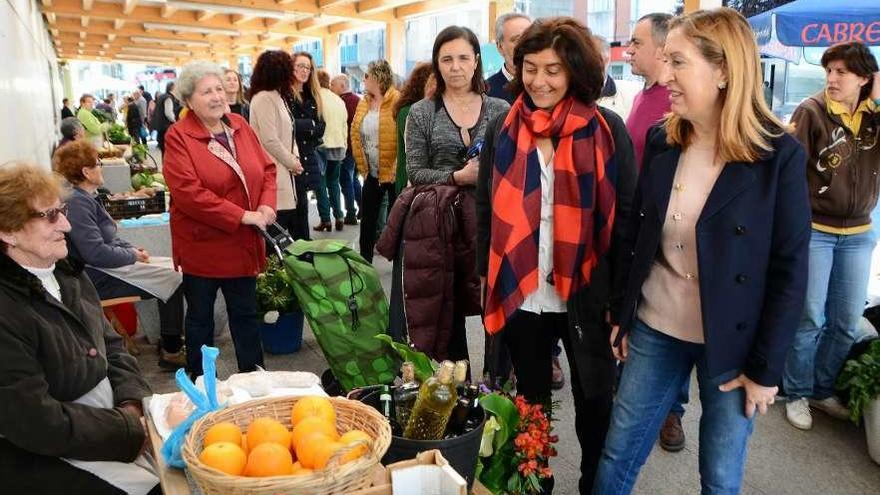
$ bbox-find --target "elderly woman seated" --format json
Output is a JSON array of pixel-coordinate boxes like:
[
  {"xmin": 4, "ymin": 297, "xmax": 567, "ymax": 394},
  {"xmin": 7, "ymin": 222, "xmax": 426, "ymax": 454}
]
[
  {"xmin": 54, "ymin": 140, "xmax": 186, "ymax": 369},
  {"xmin": 0, "ymin": 162, "xmax": 158, "ymax": 494}
]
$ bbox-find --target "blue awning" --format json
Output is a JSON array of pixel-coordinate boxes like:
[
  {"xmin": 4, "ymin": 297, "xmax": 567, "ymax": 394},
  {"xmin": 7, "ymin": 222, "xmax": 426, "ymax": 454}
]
[{"xmin": 748, "ymin": 0, "xmax": 880, "ymax": 48}]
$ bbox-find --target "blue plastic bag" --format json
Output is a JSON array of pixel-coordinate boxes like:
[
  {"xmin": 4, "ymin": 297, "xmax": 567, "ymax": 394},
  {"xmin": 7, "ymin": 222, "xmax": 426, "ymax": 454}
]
[{"xmin": 161, "ymin": 345, "xmax": 223, "ymax": 468}]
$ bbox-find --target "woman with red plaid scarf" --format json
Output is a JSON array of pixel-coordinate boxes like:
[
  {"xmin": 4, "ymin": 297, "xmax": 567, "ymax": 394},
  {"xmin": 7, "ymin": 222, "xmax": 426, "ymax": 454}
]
[{"xmin": 475, "ymin": 17, "xmax": 638, "ymax": 493}]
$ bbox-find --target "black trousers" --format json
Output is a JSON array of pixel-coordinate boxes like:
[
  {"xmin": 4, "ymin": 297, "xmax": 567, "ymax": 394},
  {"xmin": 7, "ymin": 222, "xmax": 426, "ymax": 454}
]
[
  {"xmin": 359, "ymin": 175, "xmax": 396, "ymax": 262},
  {"xmin": 504, "ymin": 310, "xmax": 613, "ymax": 494},
  {"xmin": 278, "ymin": 175, "xmax": 310, "ymax": 241}
]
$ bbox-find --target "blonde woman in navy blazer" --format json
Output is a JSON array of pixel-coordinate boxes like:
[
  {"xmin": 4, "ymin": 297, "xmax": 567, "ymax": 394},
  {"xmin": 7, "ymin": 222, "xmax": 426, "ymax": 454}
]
[{"xmin": 594, "ymin": 9, "xmax": 810, "ymax": 494}]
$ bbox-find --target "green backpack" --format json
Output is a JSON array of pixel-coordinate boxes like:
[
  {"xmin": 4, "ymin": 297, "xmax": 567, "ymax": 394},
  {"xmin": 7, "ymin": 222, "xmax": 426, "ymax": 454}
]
[{"xmin": 282, "ymin": 239, "xmax": 398, "ymax": 391}]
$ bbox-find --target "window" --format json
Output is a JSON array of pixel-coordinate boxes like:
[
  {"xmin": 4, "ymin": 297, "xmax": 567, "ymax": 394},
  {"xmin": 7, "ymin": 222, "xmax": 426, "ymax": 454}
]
[{"xmin": 587, "ymin": 0, "xmax": 615, "ymax": 41}]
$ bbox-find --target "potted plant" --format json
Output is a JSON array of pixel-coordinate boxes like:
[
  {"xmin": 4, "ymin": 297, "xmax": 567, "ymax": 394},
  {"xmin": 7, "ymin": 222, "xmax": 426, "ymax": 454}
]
[
  {"xmin": 837, "ymin": 339, "xmax": 880, "ymax": 465},
  {"xmin": 256, "ymin": 256, "xmax": 304, "ymax": 354}
]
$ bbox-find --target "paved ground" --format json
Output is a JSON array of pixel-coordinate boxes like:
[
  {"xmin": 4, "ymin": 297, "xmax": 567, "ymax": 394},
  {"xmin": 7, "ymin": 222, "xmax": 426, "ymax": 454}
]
[{"xmin": 137, "ymin": 145, "xmax": 879, "ymax": 494}]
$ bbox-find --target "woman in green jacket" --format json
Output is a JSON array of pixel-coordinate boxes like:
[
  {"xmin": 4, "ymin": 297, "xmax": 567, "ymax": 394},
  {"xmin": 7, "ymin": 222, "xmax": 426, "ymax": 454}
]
[{"xmin": 393, "ymin": 62, "xmax": 436, "ymax": 194}]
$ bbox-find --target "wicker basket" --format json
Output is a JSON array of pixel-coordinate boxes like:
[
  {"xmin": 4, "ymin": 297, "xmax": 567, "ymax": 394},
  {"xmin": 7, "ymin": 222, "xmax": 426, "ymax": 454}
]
[{"xmin": 182, "ymin": 396, "xmax": 392, "ymax": 495}]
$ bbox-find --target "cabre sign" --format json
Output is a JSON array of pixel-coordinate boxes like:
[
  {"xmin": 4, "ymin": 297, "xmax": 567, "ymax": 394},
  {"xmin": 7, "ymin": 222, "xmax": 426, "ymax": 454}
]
[{"xmin": 800, "ymin": 21, "xmax": 880, "ymax": 45}]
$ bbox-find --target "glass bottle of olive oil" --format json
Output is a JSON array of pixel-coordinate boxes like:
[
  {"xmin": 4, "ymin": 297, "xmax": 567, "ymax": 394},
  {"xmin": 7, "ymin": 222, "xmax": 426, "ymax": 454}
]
[{"xmin": 403, "ymin": 360, "xmax": 457, "ymax": 440}]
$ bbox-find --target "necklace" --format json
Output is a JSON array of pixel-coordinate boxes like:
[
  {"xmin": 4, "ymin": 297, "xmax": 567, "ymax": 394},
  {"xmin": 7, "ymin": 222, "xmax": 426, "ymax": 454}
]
[{"xmin": 446, "ymin": 93, "xmax": 478, "ymax": 113}]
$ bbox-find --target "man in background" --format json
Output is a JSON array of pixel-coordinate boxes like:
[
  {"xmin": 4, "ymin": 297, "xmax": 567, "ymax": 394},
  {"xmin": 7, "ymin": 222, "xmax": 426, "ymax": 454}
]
[
  {"xmin": 486, "ymin": 12, "xmax": 532, "ymax": 103},
  {"xmin": 331, "ymin": 73, "xmax": 363, "ymax": 225}
]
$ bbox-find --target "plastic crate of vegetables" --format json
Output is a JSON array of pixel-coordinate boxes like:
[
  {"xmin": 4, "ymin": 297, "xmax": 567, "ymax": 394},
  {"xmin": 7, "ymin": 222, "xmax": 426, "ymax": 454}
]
[{"xmin": 100, "ymin": 190, "xmax": 166, "ymax": 220}]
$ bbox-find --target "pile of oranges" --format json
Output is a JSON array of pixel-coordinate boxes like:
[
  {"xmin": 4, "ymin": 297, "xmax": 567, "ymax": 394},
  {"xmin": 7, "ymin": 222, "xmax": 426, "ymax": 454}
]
[{"xmin": 198, "ymin": 396, "xmax": 373, "ymax": 477}]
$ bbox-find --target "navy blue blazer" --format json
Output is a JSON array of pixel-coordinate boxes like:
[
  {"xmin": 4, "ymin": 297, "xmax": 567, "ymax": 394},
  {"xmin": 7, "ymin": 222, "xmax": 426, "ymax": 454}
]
[
  {"xmin": 486, "ymin": 70, "xmax": 514, "ymax": 104},
  {"xmin": 616, "ymin": 126, "xmax": 810, "ymax": 387}
]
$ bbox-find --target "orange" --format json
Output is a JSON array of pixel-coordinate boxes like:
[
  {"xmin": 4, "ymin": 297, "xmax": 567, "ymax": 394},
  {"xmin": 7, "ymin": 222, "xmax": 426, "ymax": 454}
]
[
  {"xmin": 295, "ymin": 432, "xmax": 333, "ymax": 469},
  {"xmin": 291, "ymin": 396, "xmax": 336, "ymax": 426},
  {"xmin": 243, "ymin": 443, "xmax": 294, "ymax": 477},
  {"xmin": 246, "ymin": 417, "xmax": 291, "ymax": 450},
  {"xmin": 291, "ymin": 416, "xmax": 338, "ymax": 451},
  {"xmin": 203, "ymin": 422, "xmax": 243, "ymax": 448},
  {"xmin": 240, "ymin": 433, "xmax": 248, "ymax": 454},
  {"xmin": 312, "ymin": 441, "xmax": 346, "ymax": 470},
  {"xmin": 338, "ymin": 429, "xmax": 372, "ymax": 460},
  {"xmin": 291, "ymin": 461, "xmax": 314, "ymax": 476},
  {"xmin": 199, "ymin": 442, "xmax": 247, "ymax": 476}
]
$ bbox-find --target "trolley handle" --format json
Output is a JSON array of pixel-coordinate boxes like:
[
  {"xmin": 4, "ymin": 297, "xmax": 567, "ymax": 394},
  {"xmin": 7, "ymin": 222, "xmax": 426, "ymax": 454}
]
[{"xmin": 257, "ymin": 222, "xmax": 294, "ymax": 259}]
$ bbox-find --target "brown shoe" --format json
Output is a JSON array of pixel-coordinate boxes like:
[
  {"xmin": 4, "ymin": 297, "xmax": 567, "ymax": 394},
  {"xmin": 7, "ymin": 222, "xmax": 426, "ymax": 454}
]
[
  {"xmin": 158, "ymin": 348, "xmax": 187, "ymax": 370},
  {"xmin": 551, "ymin": 357, "xmax": 565, "ymax": 390},
  {"xmin": 335, "ymin": 219, "xmax": 344, "ymax": 231},
  {"xmin": 659, "ymin": 412, "xmax": 685, "ymax": 452}
]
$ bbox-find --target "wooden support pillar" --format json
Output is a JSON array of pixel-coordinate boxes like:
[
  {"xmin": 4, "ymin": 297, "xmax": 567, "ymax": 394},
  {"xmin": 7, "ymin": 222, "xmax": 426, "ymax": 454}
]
[
  {"xmin": 684, "ymin": 0, "xmax": 722, "ymax": 13},
  {"xmin": 489, "ymin": 0, "xmax": 515, "ymax": 45},
  {"xmin": 385, "ymin": 19, "xmax": 405, "ymax": 77},
  {"xmin": 323, "ymin": 32, "xmax": 340, "ymax": 75}
]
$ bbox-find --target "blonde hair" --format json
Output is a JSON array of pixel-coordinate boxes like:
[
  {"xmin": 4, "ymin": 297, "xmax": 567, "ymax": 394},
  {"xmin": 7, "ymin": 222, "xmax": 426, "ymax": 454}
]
[
  {"xmin": 665, "ymin": 7, "xmax": 785, "ymax": 163},
  {"xmin": 0, "ymin": 162, "xmax": 63, "ymax": 249},
  {"xmin": 367, "ymin": 59, "xmax": 395, "ymax": 95},
  {"xmin": 292, "ymin": 52, "xmax": 323, "ymax": 119}
]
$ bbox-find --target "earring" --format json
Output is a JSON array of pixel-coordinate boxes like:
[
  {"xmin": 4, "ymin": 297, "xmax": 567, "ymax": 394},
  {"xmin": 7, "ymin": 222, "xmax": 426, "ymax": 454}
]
[{"xmin": 718, "ymin": 81, "xmax": 727, "ymax": 90}]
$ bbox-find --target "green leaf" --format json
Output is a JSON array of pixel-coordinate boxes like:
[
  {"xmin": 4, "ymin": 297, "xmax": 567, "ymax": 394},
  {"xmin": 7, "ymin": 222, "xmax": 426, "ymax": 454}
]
[
  {"xmin": 479, "ymin": 393, "xmax": 520, "ymax": 451},
  {"xmin": 373, "ymin": 335, "xmax": 437, "ymax": 382}
]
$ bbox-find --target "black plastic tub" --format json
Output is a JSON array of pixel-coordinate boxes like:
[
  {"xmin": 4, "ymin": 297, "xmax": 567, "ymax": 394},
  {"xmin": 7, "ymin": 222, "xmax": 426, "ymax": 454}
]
[{"xmin": 381, "ymin": 409, "xmax": 486, "ymax": 489}]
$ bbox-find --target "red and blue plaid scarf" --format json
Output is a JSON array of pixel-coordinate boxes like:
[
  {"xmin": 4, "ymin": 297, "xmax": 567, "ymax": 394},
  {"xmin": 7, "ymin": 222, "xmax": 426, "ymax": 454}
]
[{"xmin": 484, "ymin": 94, "xmax": 616, "ymax": 334}]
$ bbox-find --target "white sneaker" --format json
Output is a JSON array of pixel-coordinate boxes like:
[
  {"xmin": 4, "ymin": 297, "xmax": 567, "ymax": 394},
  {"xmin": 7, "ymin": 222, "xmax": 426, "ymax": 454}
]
[
  {"xmin": 786, "ymin": 398, "xmax": 813, "ymax": 430},
  {"xmin": 809, "ymin": 397, "xmax": 851, "ymax": 421}
]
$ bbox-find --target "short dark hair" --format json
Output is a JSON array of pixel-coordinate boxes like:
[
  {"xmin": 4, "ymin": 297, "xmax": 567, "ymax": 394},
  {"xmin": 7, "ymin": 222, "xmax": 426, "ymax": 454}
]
[
  {"xmin": 638, "ymin": 12, "xmax": 673, "ymax": 47},
  {"xmin": 508, "ymin": 17, "xmax": 605, "ymax": 106},
  {"xmin": 138, "ymin": 85, "xmax": 145, "ymax": 90},
  {"xmin": 166, "ymin": 81, "xmax": 175, "ymax": 93},
  {"xmin": 431, "ymin": 26, "xmax": 485, "ymax": 96},
  {"xmin": 248, "ymin": 50, "xmax": 295, "ymax": 101},
  {"xmin": 821, "ymin": 41, "xmax": 879, "ymax": 102},
  {"xmin": 62, "ymin": 98, "xmax": 69, "ymax": 104}
]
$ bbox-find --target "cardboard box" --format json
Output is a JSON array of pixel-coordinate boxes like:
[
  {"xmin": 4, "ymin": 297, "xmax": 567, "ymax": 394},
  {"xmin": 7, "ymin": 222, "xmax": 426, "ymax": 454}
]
[{"xmin": 349, "ymin": 450, "xmax": 470, "ymax": 495}]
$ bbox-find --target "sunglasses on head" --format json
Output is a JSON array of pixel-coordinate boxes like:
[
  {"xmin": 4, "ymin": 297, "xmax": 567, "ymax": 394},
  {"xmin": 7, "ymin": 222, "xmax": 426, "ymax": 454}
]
[{"xmin": 31, "ymin": 203, "xmax": 69, "ymax": 223}]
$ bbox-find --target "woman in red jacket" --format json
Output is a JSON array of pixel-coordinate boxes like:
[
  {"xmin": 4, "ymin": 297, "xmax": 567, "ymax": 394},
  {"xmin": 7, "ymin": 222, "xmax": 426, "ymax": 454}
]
[{"xmin": 163, "ymin": 61, "xmax": 278, "ymax": 377}]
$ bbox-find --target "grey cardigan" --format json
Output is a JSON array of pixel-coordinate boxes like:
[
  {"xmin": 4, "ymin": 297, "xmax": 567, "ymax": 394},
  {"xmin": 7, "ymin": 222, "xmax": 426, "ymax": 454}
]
[
  {"xmin": 66, "ymin": 187, "xmax": 136, "ymax": 268},
  {"xmin": 404, "ymin": 95, "xmax": 510, "ymax": 185}
]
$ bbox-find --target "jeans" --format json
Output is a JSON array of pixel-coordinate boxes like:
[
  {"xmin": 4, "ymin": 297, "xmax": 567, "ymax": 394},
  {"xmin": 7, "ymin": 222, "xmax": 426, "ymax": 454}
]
[
  {"xmin": 594, "ymin": 320, "xmax": 755, "ymax": 495},
  {"xmin": 359, "ymin": 175, "xmax": 397, "ymax": 262},
  {"xmin": 505, "ymin": 310, "xmax": 612, "ymax": 493},
  {"xmin": 182, "ymin": 274, "xmax": 263, "ymax": 377},
  {"xmin": 315, "ymin": 151, "xmax": 344, "ymax": 222},
  {"xmin": 339, "ymin": 152, "xmax": 362, "ymax": 219},
  {"xmin": 783, "ymin": 228, "xmax": 876, "ymax": 400}
]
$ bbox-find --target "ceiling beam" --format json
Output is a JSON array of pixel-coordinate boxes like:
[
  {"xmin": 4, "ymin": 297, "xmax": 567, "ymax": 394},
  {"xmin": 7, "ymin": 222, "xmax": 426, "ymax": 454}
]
[
  {"xmin": 52, "ymin": 19, "xmax": 311, "ymax": 44},
  {"xmin": 81, "ymin": 0, "xmax": 92, "ymax": 10},
  {"xmin": 196, "ymin": 10, "xmax": 216, "ymax": 21},
  {"xmin": 43, "ymin": 0, "xmax": 327, "ymax": 38},
  {"xmin": 161, "ymin": 5, "xmax": 178, "ymax": 18},
  {"xmin": 395, "ymin": 0, "xmax": 469, "ymax": 18},
  {"xmin": 45, "ymin": 12, "xmax": 57, "ymax": 24},
  {"xmin": 81, "ymin": 16, "xmax": 89, "ymax": 28},
  {"xmin": 114, "ymin": 19, "xmax": 125, "ymax": 30},
  {"xmin": 122, "ymin": 0, "xmax": 139, "ymax": 16},
  {"xmin": 357, "ymin": 0, "xmax": 420, "ymax": 16}
]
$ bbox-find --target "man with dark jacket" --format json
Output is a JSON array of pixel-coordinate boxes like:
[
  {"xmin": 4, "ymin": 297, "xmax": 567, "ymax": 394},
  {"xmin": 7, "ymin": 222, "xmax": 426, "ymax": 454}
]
[
  {"xmin": 331, "ymin": 73, "xmax": 363, "ymax": 224},
  {"xmin": 125, "ymin": 96, "xmax": 145, "ymax": 145},
  {"xmin": 486, "ymin": 12, "xmax": 532, "ymax": 103},
  {"xmin": 151, "ymin": 82, "xmax": 180, "ymax": 153}
]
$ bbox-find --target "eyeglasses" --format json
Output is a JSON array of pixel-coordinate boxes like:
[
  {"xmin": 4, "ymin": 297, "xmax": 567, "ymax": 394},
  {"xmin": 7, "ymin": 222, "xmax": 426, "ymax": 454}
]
[
  {"xmin": 30, "ymin": 203, "xmax": 69, "ymax": 223},
  {"xmin": 294, "ymin": 63, "xmax": 312, "ymax": 72},
  {"xmin": 94, "ymin": 159, "xmax": 104, "ymax": 168}
]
